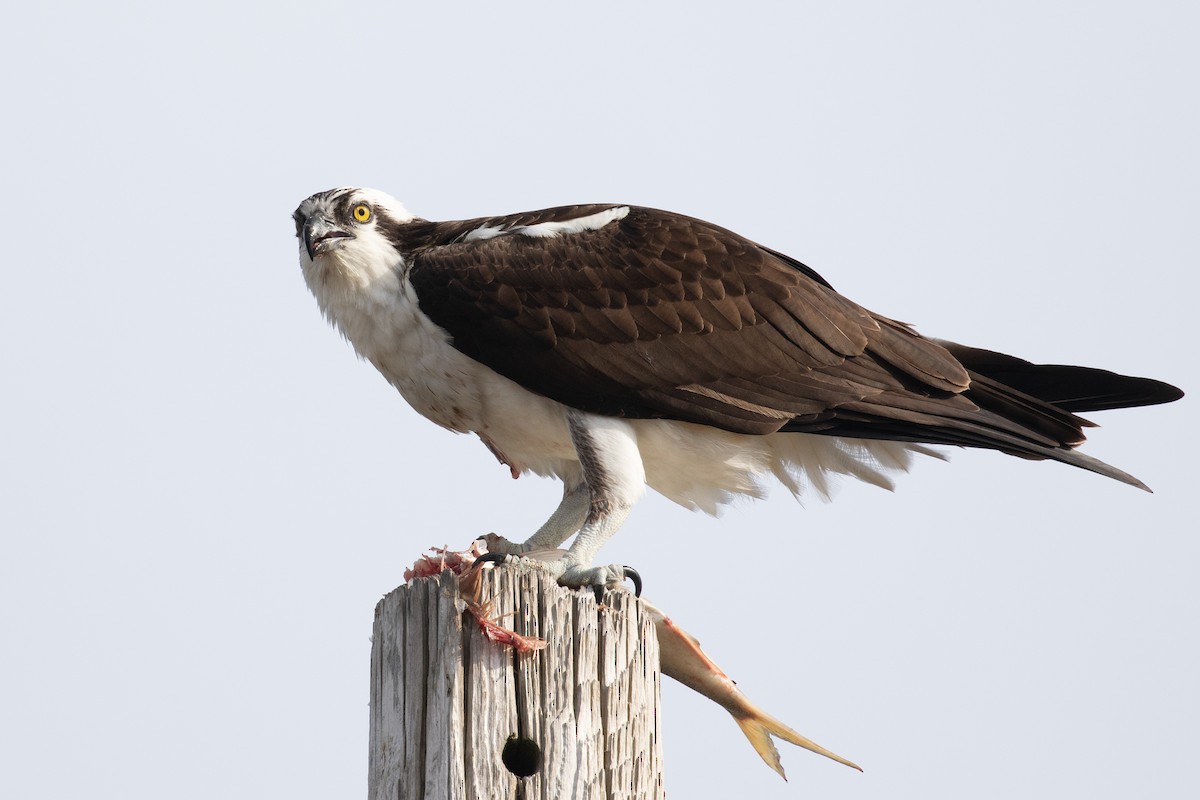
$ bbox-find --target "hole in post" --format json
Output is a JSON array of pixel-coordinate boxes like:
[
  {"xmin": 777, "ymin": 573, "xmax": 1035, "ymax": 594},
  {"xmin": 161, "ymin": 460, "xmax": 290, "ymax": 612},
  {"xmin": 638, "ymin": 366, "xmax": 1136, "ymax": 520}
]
[{"xmin": 502, "ymin": 734, "xmax": 542, "ymax": 778}]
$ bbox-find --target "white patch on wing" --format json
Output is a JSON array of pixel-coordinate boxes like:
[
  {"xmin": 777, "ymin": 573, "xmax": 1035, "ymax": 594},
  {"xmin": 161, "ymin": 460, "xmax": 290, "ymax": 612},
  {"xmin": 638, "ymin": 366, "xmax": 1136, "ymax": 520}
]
[
  {"xmin": 515, "ymin": 206, "xmax": 630, "ymax": 238},
  {"xmin": 463, "ymin": 224, "xmax": 504, "ymax": 242},
  {"xmin": 461, "ymin": 207, "xmax": 629, "ymax": 244}
]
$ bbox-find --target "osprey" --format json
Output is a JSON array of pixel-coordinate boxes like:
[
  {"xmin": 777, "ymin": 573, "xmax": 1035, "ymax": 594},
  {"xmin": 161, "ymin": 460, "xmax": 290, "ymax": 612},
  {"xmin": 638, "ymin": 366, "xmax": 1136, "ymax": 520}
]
[{"xmin": 294, "ymin": 187, "xmax": 1182, "ymax": 591}]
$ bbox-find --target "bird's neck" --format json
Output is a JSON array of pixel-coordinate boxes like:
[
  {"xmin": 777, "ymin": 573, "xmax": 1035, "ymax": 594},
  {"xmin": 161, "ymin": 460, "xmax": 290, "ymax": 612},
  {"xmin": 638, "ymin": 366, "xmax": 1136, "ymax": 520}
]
[{"xmin": 306, "ymin": 249, "xmax": 416, "ymax": 355}]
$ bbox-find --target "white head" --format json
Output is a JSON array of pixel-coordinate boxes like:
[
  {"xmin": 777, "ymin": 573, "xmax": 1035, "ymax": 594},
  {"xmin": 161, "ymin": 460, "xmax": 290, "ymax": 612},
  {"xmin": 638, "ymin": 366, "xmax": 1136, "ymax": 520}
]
[
  {"xmin": 293, "ymin": 187, "xmax": 422, "ymax": 335},
  {"xmin": 293, "ymin": 187, "xmax": 418, "ymax": 288}
]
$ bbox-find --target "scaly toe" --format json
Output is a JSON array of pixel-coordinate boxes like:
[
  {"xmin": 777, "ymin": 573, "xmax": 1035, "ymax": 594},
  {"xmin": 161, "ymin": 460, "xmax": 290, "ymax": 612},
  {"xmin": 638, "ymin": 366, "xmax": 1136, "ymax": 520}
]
[
  {"xmin": 478, "ymin": 533, "xmax": 528, "ymax": 556},
  {"xmin": 557, "ymin": 563, "xmax": 642, "ymax": 601}
]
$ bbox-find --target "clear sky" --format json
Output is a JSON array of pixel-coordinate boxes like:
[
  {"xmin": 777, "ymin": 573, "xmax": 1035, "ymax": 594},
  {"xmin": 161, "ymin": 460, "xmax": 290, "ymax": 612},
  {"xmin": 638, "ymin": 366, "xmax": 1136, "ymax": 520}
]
[{"xmin": 1, "ymin": 2, "xmax": 1196, "ymax": 798}]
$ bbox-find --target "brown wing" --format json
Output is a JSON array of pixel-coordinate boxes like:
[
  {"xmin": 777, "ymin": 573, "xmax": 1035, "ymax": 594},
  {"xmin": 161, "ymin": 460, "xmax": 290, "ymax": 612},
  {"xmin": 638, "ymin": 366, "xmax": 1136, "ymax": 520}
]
[{"xmin": 404, "ymin": 204, "xmax": 1174, "ymax": 479}]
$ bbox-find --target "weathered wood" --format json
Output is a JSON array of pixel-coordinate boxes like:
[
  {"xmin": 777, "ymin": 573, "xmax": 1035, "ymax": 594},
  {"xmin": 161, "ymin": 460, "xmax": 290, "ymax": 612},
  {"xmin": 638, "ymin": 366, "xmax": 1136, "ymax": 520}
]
[{"xmin": 369, "ymin": 564, "xmax": 663, "ymax": 800}]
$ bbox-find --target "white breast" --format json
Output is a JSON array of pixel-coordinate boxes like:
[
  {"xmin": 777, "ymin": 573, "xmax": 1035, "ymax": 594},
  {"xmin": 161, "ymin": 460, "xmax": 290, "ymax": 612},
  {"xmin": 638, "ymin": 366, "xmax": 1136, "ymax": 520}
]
[
  {"xmin": 362, "ymin": 295, "xmax": 583, "ymax": 480},
  {"xmin": 301, "ymin": 235, "xmax": 930, "ymax": 512},
  {"xmin": 303, "ymin": 243, "xmax": 580, "ymax": 477}
]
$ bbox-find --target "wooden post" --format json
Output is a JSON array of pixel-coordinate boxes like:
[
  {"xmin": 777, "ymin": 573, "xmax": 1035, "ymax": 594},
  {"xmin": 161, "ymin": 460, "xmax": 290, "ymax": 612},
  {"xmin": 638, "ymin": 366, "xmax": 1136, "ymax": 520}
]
[{"xmin": 369, "ymin": 564, "xmax": 664, "ymax": 800}]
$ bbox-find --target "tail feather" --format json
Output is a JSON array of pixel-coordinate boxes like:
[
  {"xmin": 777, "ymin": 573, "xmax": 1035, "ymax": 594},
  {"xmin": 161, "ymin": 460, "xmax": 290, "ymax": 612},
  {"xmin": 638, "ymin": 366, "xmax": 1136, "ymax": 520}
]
[
  {"xmin": 785, "ymin": 340, "xmax": 1181, "ymax": 490},
  {"xmin": 938, "ymin": 342, "xmax": 1184, "ymax": 413},
  {"xmin": 1024, "ymin": 444, "xmax": 1151, "ymax": 491}
]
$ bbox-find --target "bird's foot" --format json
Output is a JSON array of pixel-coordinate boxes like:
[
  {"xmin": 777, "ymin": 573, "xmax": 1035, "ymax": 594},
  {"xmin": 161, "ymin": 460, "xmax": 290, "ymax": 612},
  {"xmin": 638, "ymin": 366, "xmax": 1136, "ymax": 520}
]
[
  {"xmin": 479, "ymin": 532, "xmax": 531, "ymax": 556},
  {"xmin": 474, "ymin": 548, "xmax": 641, "ymax": 602},
  {"xmin": 556, "ymin": 561, "xmax": 642, "ymax": 603}
]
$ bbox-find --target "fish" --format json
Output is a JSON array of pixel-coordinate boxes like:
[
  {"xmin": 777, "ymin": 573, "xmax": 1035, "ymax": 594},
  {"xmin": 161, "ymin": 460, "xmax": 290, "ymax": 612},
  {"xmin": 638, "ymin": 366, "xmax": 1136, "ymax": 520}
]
[
  {"xmin": 406, "ymin": 545, "xmax": 860, "ymax": 778},
  {"xmin": 644, "ymin": 598, "xmax": 862, "ymax": 778}
]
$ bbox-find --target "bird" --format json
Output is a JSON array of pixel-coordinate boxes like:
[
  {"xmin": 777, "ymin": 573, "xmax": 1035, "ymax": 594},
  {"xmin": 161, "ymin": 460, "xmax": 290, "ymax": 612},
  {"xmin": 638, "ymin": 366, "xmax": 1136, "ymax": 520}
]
[{"xmin": 293, "ymin": 187, "xmax": 1182, "ymax": 592}]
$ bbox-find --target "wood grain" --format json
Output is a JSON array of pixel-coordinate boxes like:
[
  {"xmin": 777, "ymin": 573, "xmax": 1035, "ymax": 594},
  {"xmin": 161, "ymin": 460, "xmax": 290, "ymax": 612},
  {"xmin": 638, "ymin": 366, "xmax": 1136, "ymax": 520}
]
[{"xmin": 369, "ymin": 565, "xmax": 662, "ymax": 800}]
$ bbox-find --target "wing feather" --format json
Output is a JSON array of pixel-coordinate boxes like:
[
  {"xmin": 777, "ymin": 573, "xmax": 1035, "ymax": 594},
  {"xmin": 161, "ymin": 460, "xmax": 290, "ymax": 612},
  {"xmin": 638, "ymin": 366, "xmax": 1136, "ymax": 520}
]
[{"xmin": 403, "ymin": 205, "xmax": 1177, "ymax": 475}]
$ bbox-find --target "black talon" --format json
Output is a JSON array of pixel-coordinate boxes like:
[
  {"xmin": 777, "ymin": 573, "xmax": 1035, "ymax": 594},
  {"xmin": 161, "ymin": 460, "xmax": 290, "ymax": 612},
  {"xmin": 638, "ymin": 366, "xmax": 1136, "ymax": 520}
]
[
  {"xmin": 623, "ymin": 566, "xmax": 642, "ymax": 597},
  {"xmin": 591, "ymin": 567, "xmax": 642, "ymax": 603},
  {"xmin": 474, "ymin": 552, "xmax": 510, "ymax": 569}
]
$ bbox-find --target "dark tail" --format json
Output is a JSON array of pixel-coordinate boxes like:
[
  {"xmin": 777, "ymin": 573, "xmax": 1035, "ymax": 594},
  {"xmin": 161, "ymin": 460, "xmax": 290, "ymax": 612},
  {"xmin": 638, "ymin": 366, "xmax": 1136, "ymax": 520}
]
[
  {"xmin": 935, "ymin": 341, "xmax": 1183, "ymax": 491},
  {"xmin": 938, "ymin": 342, "xmax": 1184, "ymax": 413},
  {"xmin": 785, "ymin": 340, "xmax": 1182, "ymax": 490}
]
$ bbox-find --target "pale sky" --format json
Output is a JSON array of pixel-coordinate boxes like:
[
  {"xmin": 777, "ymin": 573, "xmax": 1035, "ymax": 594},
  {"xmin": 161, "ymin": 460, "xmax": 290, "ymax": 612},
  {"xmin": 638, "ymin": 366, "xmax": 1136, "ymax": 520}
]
[{"xmin": 2, "ymin": 2, "xmax": 1196, "ymax": 798}]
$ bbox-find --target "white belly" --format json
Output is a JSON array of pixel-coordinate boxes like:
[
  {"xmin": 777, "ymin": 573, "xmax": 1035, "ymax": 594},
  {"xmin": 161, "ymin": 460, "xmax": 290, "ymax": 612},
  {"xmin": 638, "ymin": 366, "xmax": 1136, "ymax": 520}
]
[
  {"xmin": 322, "ymin": 271, "xmax": 930, "ymax": 512},
  {"xmin": 332, "ymin": 276, "xmax": 579, "ymax": 478}
]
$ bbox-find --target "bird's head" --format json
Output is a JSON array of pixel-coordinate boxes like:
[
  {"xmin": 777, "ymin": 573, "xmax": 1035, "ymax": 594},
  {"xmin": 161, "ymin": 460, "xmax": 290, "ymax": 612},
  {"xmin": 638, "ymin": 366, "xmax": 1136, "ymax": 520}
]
[{"xmin": 293, "ymin": 187, "xmax": 417, "ymax": 288}]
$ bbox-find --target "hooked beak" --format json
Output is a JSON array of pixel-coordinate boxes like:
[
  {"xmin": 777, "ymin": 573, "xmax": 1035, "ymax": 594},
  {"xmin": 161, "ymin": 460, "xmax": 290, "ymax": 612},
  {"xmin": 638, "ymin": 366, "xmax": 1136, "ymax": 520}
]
[{"xmin": 303, "ymin": 216, "xmax": 353, "ymax": 259}]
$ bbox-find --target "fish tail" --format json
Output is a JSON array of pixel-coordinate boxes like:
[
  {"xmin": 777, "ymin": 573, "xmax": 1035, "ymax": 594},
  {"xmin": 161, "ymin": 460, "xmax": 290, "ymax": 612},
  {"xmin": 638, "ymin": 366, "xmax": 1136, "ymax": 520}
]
[{"xmin": 734, "ymin": 712, "xmax": 863, "ymax": 778}]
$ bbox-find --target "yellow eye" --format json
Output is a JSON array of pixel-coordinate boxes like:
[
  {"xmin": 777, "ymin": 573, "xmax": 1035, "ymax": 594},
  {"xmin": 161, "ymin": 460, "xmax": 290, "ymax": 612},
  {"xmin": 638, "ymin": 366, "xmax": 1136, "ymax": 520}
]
[{"xmin": 352, "ymin": 204, "xmax": 372, "ymax": 223}]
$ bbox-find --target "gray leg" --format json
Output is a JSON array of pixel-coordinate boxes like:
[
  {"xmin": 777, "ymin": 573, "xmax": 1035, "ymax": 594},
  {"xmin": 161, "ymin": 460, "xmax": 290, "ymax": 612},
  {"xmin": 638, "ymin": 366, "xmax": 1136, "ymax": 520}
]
[
  {"xmin": 483, "ymin": 412, "xmax": 645, "ymax": 592},
  {"xmin": 484, "ymin": 480, "xmax": 589, "ymax": 555},
  {"xmin": 553, "ymin": 411, "xmax": 645, "ymax": 589}
]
